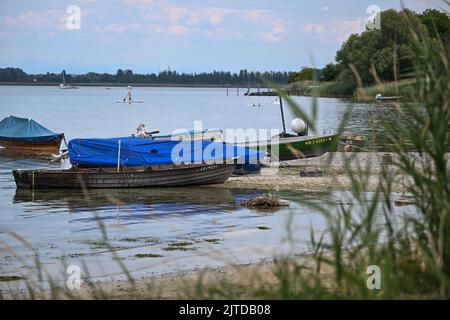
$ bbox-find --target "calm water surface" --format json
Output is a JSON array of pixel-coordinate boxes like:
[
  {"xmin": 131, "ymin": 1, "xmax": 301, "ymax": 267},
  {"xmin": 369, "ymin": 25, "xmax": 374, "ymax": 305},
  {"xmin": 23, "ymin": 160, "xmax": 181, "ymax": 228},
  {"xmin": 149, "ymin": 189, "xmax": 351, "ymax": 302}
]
[
  {"xmin": 0, "ymin": 86, "xmax": 406, "ymax": 287},
  {"xmin": 0, "ymin": 85, "xmax": 389, "ymax": 140}
]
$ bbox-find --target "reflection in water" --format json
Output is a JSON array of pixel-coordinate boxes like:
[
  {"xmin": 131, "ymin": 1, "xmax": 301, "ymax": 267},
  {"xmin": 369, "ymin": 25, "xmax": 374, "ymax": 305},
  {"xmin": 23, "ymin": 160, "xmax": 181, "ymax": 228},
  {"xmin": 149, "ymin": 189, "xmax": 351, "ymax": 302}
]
[{"xmin": 13, "ymin": 187, "xmax": 242, "ymax": 217}]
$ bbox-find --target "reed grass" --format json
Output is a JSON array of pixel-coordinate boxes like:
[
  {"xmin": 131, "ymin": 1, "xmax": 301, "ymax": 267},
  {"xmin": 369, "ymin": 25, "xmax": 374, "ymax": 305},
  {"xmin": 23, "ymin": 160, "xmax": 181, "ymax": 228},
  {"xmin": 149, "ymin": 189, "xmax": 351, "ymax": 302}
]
[
  {"xmin": 355, "ymin": 79, "xmax": 416, "ymax": 101},
  {"xmin": 312, "ymin": 81, "xmax": 356, "ymax": 97}
]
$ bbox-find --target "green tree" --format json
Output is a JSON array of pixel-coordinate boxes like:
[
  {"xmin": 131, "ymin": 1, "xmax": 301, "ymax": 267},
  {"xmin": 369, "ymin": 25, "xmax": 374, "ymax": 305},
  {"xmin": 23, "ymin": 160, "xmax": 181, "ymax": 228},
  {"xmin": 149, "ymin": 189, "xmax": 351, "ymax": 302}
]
[
  {"xmin": 289, "ymin": 67, "xmax": 318, "ymax": 83},
  {"xmin": 335, "ymin": 9, "xmax": 426, "ymax": 87},
  {"xmin": 418, "ymin": 9, "xmax": 450, "ymax": 41},
  {"xmin": 322, "ymin": 63, "xmax": 341, "ymax": 81}
]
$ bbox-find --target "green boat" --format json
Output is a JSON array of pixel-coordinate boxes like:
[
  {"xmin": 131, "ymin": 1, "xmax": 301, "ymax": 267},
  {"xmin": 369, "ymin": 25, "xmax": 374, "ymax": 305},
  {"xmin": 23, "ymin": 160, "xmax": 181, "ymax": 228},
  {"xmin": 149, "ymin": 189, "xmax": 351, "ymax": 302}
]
[
  {"xmin": 238, "ymin": 132, "xmax": 337, "ymax": 161},
  {"xmin": 238, "ymin": 96, "xmax": 338, "ymax": 161}
]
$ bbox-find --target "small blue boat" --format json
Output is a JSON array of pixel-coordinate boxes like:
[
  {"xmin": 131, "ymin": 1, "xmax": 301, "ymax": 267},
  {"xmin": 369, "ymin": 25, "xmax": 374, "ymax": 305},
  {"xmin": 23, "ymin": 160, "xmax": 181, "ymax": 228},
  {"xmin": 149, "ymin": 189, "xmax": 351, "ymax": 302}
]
[{"xmin": 0, "ymin": 116, "xmax": 64, "ymax": 153}]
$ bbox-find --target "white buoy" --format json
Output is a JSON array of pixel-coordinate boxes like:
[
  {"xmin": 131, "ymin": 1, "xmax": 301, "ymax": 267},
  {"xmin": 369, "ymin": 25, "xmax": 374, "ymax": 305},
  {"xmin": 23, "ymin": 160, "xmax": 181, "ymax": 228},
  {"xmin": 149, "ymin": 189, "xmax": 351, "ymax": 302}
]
[{"xmin": 291, "ymin": 118, "xmax": 307, "ymax": 135}]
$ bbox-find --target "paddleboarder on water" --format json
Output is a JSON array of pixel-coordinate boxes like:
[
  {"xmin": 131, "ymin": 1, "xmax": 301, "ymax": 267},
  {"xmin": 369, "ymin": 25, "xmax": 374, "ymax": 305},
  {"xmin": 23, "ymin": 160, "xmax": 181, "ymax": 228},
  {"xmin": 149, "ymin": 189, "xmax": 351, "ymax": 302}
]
[{"xmin": 117, "ymin": 86, "xmax": 142, "ymax": 104}]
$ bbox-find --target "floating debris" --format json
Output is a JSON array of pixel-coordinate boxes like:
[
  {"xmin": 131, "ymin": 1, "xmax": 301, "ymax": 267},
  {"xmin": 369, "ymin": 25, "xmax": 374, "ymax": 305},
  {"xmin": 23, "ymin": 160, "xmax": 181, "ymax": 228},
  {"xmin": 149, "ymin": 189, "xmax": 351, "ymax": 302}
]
[
  {"xmin": 395, "ymin": 198, "xmax": 415, "ymax": 207},
  {"xmin": 299, "ymin": 169, "xmax": 323, "ymax": 177},
  {"xmin": 241, "ymin": 196, "xmax": 288, "ymax": 209},
  {"xmin": 0, "ymin": 275, "xmax": 24, "ymax": 282},
  {"xmin": 134, "ymin": 253, "xmax": 164, "ymax": 258},
  {"xmin": 204, "ymin": 238, "xmax": 222, "ymax": 244},
  {"xmin": 168, "ymin": 241, "xmax": 193, "ymax": 247},
  {"xmin": 162, "ymin": 246, "xmax": 196, "ymax": 252}
]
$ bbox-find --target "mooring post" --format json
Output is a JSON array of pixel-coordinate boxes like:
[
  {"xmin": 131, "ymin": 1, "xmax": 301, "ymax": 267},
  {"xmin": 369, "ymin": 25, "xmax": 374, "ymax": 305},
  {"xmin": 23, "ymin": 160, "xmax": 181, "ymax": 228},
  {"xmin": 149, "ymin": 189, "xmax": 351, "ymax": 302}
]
[
  {"xmin": 279, "ymin": 96, "xmax": 287, "ymax": 134},
  {"xmin": 117, "ymin": 140, "xmax": 121, "ymax": 172},
  {"xmin": 226, "ymin": 86, "xmax": 229, "ymax": 96},
  {"xmin": 237, "ymin": 87, "xmax": 239, "ymax": 96}
]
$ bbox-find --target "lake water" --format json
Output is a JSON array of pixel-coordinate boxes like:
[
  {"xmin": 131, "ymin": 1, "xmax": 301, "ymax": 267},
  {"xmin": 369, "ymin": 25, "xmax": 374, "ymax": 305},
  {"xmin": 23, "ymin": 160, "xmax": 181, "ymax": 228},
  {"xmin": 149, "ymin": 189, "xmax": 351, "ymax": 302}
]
[
  {"xmin": 0, "ymin": 85, "xmax": 389, "ymax": 141},
  {"xmin": 0, "ymin": 86, "xmax": 404, "ymax": 290}
]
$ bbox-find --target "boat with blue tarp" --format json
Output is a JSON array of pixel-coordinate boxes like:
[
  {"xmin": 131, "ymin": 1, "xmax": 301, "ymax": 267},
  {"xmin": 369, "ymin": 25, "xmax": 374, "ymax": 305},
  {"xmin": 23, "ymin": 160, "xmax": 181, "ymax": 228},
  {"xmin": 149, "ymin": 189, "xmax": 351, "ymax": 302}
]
[
  {"xmin": 0, "ymin": 116, "xmax": 64, "ymax": 153},
  {"xmin": 13, "ymin": 137, "xmax": 264, "ymax": 189}
]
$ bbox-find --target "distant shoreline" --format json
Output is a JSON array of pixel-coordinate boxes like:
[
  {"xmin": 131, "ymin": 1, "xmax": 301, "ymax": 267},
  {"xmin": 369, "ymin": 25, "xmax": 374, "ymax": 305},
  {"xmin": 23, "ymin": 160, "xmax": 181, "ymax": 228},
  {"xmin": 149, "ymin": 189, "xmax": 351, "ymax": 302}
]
[{"xmin": 0, "ymin": 82, "xmax": 261, "ymax": 89}]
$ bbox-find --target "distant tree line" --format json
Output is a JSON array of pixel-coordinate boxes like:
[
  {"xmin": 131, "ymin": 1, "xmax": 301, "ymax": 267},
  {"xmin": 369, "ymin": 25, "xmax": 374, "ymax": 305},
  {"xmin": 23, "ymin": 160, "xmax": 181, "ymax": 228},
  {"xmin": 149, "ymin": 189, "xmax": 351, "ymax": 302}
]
[
  {"xmin": 0, "ymin": 68, "xmax": 294, "ymax": 85},
  {"xmin": 289, "ymin": 9, "xmax": 450, "ymax": 94}
]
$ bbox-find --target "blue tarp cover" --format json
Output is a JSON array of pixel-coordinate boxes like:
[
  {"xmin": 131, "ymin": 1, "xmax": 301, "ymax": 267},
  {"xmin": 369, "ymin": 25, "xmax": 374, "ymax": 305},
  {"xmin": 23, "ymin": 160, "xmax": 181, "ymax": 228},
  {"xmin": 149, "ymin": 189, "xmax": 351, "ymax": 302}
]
[
  {"xmin": 0, "ymin": 116, "xmax": 63, "ymax": 142},
  {"xmin": 69, "ymin": 137, "xmax": 265, "ymax": 167}
]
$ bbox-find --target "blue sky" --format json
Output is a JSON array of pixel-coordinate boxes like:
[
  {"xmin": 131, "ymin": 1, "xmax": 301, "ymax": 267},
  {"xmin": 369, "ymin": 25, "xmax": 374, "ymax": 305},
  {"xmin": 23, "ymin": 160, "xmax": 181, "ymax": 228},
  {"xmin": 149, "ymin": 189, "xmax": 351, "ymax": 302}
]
[{"xmin": 0, "ymin": 0, "xmax": 443, "ymax": 74}]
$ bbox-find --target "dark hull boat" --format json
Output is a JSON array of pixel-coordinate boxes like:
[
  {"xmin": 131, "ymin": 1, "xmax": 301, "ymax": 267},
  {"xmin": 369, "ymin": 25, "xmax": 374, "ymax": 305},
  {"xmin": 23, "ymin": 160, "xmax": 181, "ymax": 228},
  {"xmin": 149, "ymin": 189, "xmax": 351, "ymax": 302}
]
[
  {"xmin": 13, "ymin": 163, "xmax": 237, "ymax": 189},
  {"xmin": 12, "ymin": 137, "xmax": 260, "ymax": 189},
  {"xmin": 0, "ymin": 116, "xmax": 64, "ymax": 154}
]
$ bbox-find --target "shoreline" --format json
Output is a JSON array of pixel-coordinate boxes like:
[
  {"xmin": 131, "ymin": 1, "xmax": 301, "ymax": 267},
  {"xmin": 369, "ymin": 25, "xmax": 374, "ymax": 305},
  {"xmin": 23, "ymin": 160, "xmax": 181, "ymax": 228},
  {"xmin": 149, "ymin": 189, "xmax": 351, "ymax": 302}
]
[
  {"xmin": 0, "ymin": 82, "xmax": 267, "ymax": 89},
  {"xmin": 222, "ymin": 152, "xmax": 439, "ymax": 193}
]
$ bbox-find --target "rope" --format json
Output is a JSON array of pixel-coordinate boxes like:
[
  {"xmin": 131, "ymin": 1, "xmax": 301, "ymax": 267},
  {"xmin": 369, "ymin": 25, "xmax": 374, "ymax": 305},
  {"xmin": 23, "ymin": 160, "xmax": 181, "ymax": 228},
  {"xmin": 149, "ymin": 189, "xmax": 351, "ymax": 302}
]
[
  {"xmin": 62, "ymin": 134, "xmax": 68, "ymax": 149},
  {"xmin": 337, "ymin": 141, "xmax": 372, "ymax": 152}
]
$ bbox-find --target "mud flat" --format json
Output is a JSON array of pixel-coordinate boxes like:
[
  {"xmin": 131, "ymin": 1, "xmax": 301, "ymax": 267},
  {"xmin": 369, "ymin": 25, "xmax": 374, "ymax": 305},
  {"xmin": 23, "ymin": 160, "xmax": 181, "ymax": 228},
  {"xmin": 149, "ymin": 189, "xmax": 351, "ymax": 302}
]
[{"xmin": 223, "ymin": 152, "xmax": 449, "ymax": 192}]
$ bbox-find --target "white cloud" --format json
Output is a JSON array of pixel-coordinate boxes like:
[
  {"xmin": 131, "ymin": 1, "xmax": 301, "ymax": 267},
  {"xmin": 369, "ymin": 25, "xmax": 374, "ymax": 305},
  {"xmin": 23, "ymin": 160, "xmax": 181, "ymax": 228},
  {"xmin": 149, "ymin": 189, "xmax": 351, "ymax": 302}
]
[
  {"xmin": 300, "ymin": 18, "xmax": 365, "ymax": 43},
  {"xmin": 95, "ymin": 23, "xmax": 139, "ymax": 33},
  {"xmin": 5, "ymin": 11, "xmax": 48, "ymax": 27},
  {"xmin": 263, "ymin": 22, "xmax": 287, "ymax": 43},
  {"xmin": 123, "ymin": 1, "xmax": 287, "ymax": 42},
  {"xmin": 166, "ymin": 6, "xmax": 187, "ymax": 23},
  {"xmin": 122, "ymin": 0, "xmax": 158, "ymax": 6},
  {"xmin": 206, "ymin": 7, "xmax": 235, "ymax": 25},
  {"xmin": 167, "ymin": 24, "xmax": 189, "ymax": 35},
  {"xmin": 303, "ymin": 23, "xmax": 327, "ymax": 34}
]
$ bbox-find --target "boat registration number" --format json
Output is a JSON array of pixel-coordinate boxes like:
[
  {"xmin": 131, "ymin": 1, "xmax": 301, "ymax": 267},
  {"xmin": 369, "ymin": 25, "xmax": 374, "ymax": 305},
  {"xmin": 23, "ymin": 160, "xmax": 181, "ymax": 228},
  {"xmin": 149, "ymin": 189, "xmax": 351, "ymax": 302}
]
[{"xmin": 305, "ymin": 137, "xmax": 332, "ymax": 145}]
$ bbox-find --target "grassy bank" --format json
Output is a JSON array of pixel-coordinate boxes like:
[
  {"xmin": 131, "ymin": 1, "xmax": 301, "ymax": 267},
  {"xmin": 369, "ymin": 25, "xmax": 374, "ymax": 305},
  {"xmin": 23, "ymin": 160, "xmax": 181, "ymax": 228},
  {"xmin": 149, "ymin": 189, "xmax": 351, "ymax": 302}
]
[
  {"xmin": 285, "ymin": 80, "xmax": 353, "ymax": 98},
  {"xmin": 285, "ymin": 79, "xmax": 415, "ymax": 101},
  {"xmin": 355, "ymin": 79, "xmax": 415, "ymax": 101}
]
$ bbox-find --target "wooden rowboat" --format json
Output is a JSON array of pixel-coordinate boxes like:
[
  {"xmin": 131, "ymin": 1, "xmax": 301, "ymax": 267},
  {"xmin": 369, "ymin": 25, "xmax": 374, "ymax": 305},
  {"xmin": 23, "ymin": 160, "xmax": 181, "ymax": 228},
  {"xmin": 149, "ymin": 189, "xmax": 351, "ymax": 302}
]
[
  {"xmin": 0, "ymin": 138, "xmax": 63, "ymax": 153},
  {"xmin": 13, "ymin": 162, "xmax": 237, "ymax": 189}
]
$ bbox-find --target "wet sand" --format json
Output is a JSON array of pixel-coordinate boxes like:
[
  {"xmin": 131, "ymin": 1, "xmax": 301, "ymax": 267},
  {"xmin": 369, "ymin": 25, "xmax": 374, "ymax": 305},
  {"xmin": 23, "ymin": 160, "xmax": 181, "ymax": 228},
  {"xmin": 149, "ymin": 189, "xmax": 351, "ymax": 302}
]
[{"xmin": 223, "ymin": 152, "xmax": 424, "ymax": 192}]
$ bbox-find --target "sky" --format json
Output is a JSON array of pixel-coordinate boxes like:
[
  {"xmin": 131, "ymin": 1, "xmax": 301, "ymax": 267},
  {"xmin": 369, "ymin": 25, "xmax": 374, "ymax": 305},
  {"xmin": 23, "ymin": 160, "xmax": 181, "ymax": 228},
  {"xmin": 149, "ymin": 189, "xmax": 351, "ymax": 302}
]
[{"xmin": 0, "ymin": 0, "xmax": 444, "ymax": 74}]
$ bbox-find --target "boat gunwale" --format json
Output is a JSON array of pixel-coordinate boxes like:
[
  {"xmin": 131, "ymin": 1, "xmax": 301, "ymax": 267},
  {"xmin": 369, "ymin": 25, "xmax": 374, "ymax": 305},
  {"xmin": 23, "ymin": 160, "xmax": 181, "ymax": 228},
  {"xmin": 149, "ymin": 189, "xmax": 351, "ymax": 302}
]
[
  {"xmin": 237, "ymin": 133, "xmax": 337, "ymax": 147},
  {"xmin": 13, "ymin": 161, "xmax": 238, "ymax": 175}
]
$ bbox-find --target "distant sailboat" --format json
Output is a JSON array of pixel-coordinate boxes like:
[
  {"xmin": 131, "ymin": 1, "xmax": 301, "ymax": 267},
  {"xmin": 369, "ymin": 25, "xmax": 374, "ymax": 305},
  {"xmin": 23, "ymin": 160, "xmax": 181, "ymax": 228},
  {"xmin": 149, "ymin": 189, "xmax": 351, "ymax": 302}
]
[{"xmin": 59, "ymin": 71, "xmax": 78, "ymax": 89}]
